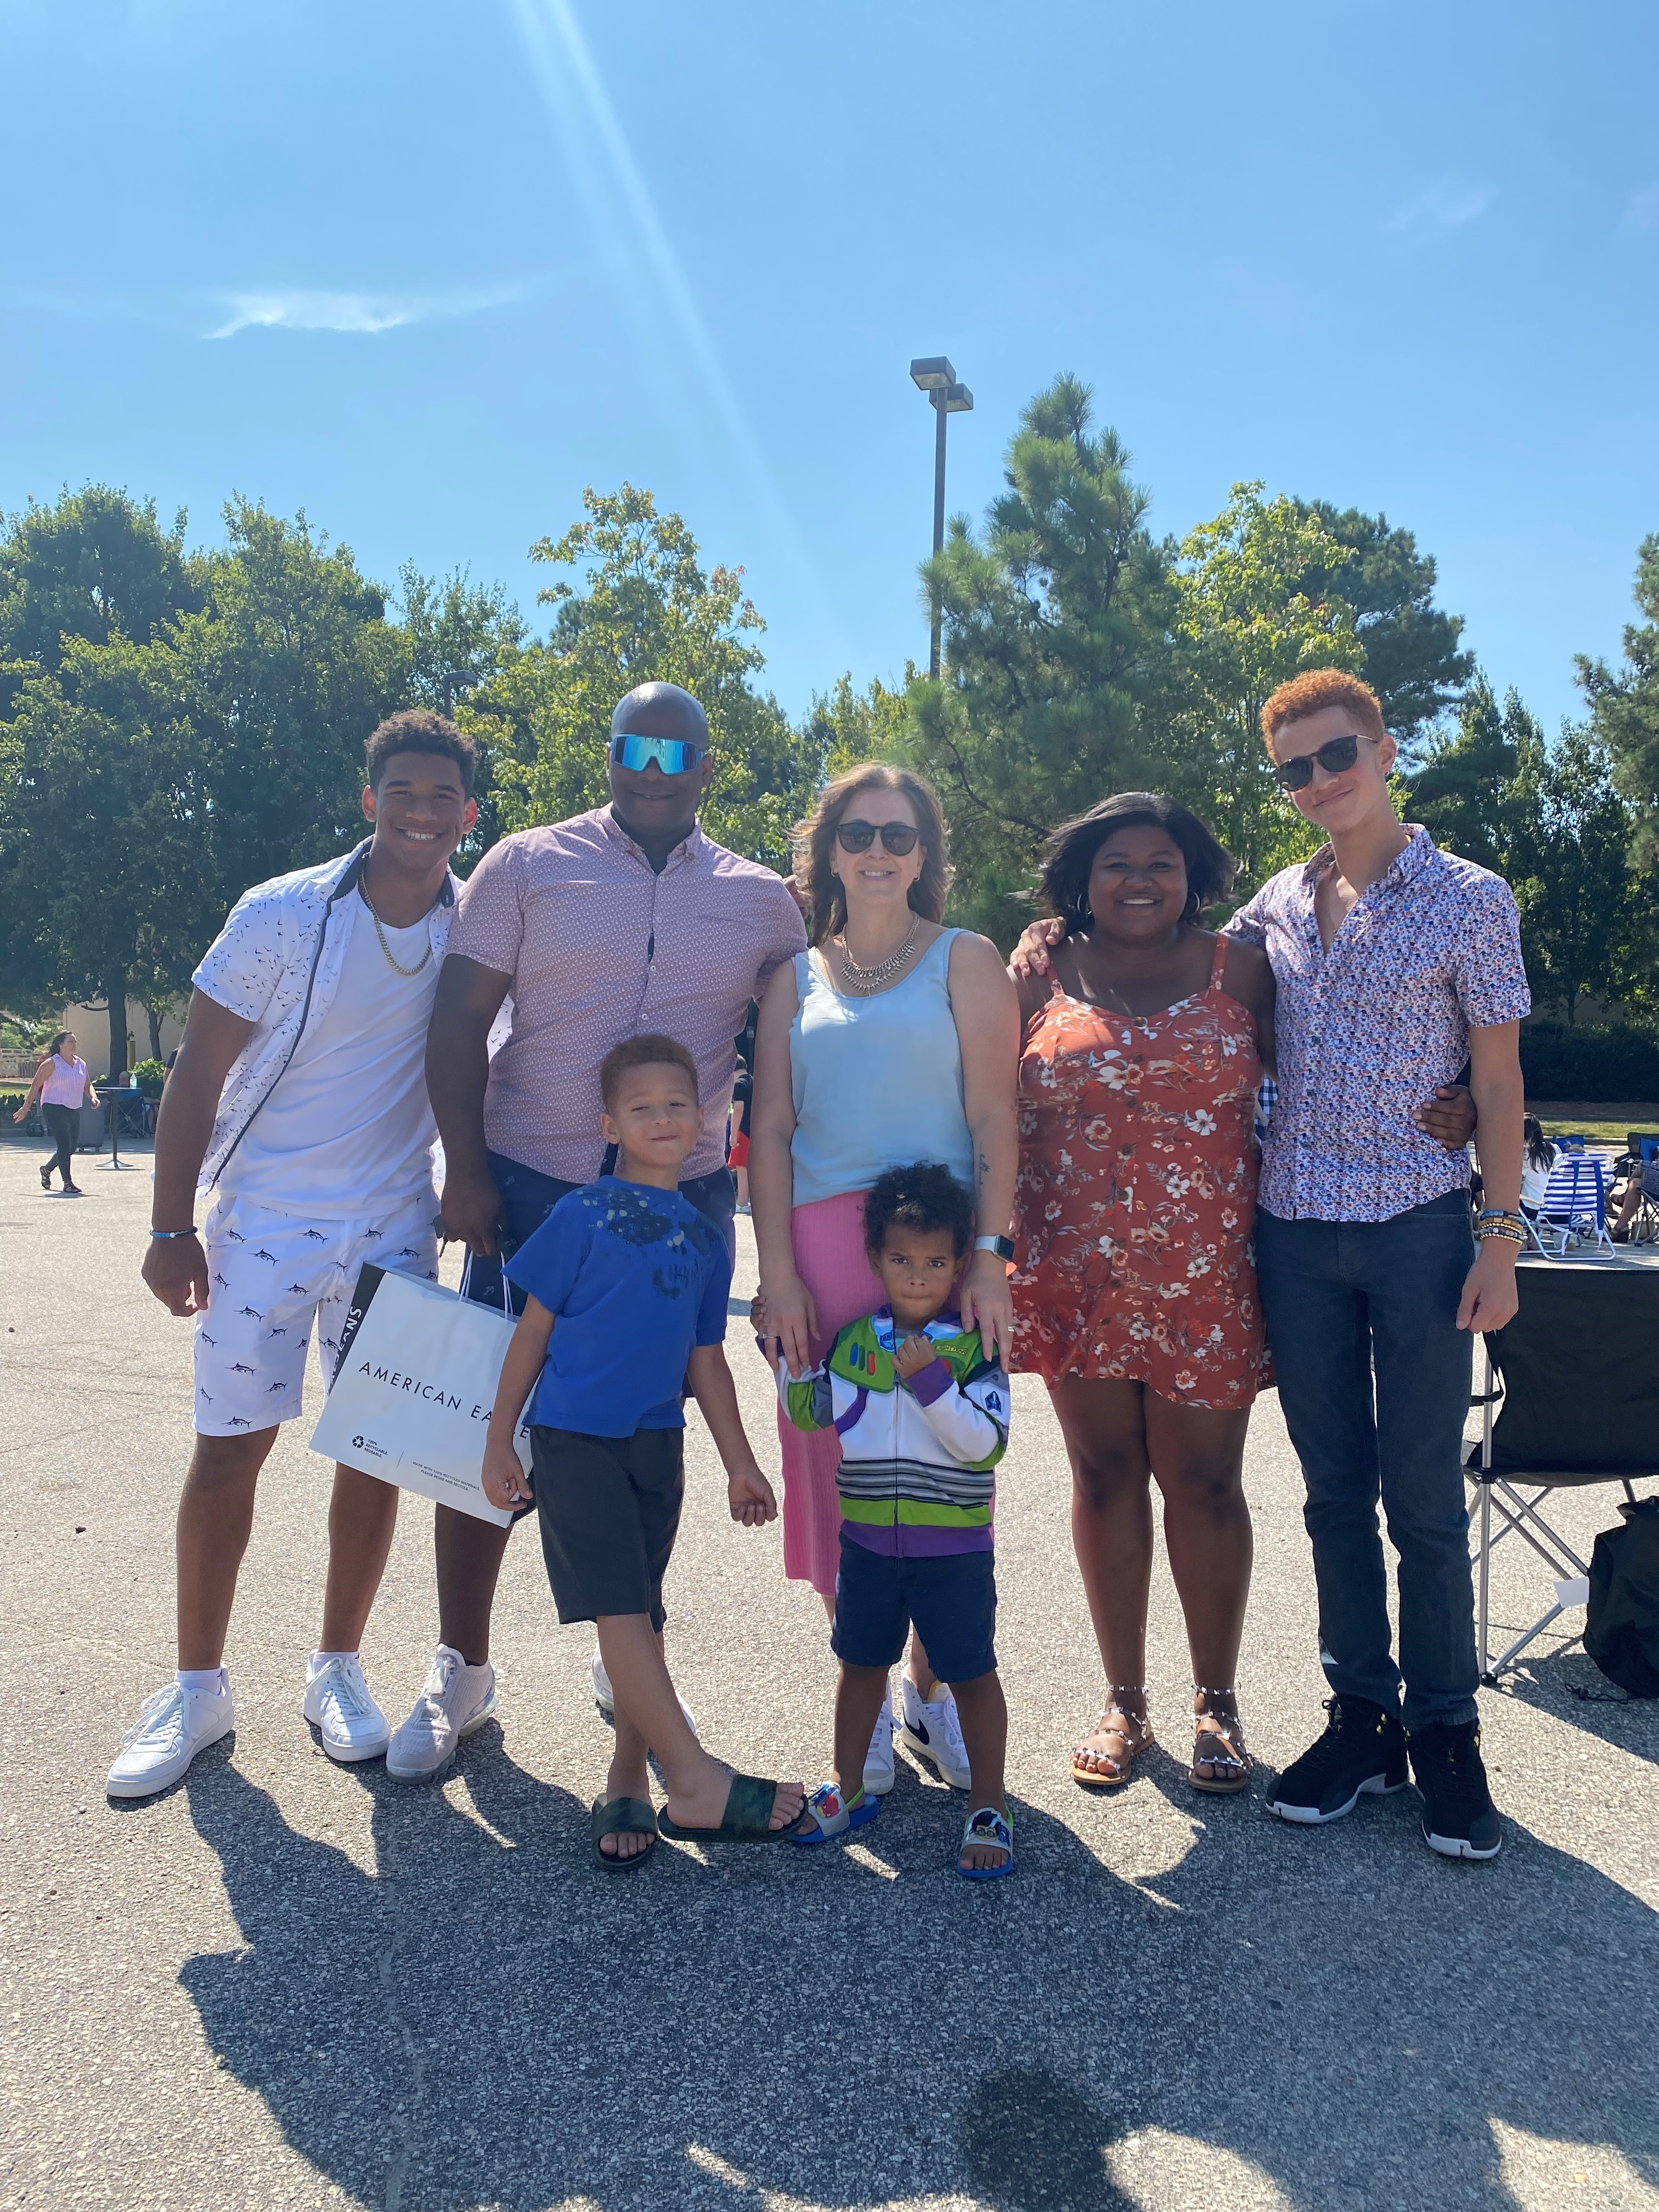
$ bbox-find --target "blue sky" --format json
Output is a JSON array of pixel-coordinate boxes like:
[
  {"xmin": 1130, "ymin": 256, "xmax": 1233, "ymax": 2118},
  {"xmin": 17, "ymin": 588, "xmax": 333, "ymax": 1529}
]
[{"xmin": 3, "ymin": 0, "xmax": 1656, "ymax": 739}]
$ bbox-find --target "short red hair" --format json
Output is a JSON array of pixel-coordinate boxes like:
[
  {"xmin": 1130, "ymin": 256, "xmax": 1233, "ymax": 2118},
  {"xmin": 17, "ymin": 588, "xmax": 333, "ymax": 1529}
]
[{"xmin": 1261, "ymin": 669, "xmax": 1386, "ymax": 748}]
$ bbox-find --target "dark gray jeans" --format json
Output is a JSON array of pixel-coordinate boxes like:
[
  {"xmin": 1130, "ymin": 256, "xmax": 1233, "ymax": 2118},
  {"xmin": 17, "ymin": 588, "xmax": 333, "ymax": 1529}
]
[{"xmin": 1256, "ymin": 1189, "xmax": 1479, "ymax": 1733}]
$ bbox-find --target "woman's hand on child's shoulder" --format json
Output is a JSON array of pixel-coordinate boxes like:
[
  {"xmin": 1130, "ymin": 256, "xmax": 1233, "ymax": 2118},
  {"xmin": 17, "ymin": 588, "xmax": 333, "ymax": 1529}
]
[{"xmin": 727, "ymin": 1464, "xmax": 778, "ymax": 1528}]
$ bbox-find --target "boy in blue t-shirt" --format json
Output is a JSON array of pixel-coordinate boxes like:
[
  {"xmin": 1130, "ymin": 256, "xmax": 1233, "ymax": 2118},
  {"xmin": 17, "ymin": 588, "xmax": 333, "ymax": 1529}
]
[{"xmin": 482, "ymin": 1034, "xmax": 806, "ymax": 1865}]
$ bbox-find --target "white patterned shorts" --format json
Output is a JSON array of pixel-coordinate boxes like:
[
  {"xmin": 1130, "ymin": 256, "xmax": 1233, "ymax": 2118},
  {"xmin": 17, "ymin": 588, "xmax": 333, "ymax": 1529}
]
[{"xmin": 193, "ymin": 1188, "xmax": 441, "ymax": 1438}]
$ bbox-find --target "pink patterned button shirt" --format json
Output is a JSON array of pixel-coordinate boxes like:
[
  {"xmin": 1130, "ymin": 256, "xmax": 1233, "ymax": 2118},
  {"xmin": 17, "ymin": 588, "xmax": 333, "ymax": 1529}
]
[
  {"xmin": 447, "ymin": 806, "xmax": 806, "ymax": 1184},
  {"xmin": 1224, "ymin": 827, "xmax": 1530, "ymax": 1223}
]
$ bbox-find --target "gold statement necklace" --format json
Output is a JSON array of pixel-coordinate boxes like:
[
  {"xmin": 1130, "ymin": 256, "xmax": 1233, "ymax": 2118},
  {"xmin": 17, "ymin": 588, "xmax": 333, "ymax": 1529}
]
[{"xmin": 833, "ymin": 910, "xmax": 921, "ymax": 994}]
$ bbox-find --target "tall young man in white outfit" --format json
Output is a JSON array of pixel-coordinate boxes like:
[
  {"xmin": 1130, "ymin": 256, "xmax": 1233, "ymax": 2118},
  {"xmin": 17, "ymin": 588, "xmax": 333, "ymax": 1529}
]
[{"xmin": 106, "ymin": 712, "xmax": 478, "ymax": 1799}]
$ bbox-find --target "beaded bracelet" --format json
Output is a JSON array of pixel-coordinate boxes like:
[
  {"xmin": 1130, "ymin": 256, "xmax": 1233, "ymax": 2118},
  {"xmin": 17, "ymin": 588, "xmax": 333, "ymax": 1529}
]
[
  {"xmin": 1477, "ymin": 1221, "xmax": 1526, "ymax": 1245},
  {"xmin": 149, "ymin": 1227, "xmax": 199, "ymax": 1239}
]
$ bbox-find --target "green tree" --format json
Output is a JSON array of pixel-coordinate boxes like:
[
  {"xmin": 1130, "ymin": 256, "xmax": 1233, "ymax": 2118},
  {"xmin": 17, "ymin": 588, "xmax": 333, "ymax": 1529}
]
[
  {"xmin": 470, "ymin": 484, "xmax": 818, "ymax": 869},
  {"xmin": 169, "ymin": 500, "xmax": 409, "ymax": 901},
  {"xmin": 1295, "ymin": 502, "xmax": 1472, "ymax": 746},
  {"xmin": 0, "ymin": 485, "xmax": 202, "ymax": 716},
  {"xmin": 0, "ymin": 488, "xmax": 208, "ymax": 1071},
  {"xmin": 397, "ymin": 565, "xmax": 524, "ymax": 868},
  {"xmin": 797, "ymin": 673, "xmax": 912, "ymax": 781},
  {"xmin": 0, "ymin": 637, "xmax": 218, "ymax": 1074},
  {"xmin": 1163, "ymin": 483, "xmax": 1361, "ymax": 891},
  {"xmin": 1406, "ymin": 674, "xmax": 1522, "ymax": 873},
  {"xmin": 1578, "ymin": 533, "xmax": 1659, "ymax": 867},
  {"xmin": 907, "ymin": 376, "xmax": 1179, "ymax": 941},
  {"xmin": 1504, "ymin": 715, "xmax": 1651, "ymax": 1023}
]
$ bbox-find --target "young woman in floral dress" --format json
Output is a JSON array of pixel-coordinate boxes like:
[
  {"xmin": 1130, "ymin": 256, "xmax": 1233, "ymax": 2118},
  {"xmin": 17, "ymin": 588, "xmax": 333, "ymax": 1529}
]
[{"xmin": 1011, "ymin": 793, "xmax": 1274, "ymax": 1794}]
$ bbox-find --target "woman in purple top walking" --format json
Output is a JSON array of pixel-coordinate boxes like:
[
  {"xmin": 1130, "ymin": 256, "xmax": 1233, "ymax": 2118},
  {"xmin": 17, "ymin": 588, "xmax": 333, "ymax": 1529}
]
[{"xmin": 15, "ymin": 1030, "xmax": 98, "ymax": 1195}]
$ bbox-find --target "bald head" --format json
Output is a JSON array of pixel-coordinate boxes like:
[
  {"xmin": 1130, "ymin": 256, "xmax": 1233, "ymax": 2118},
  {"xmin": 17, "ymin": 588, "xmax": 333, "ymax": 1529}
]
[{"xmin": 610, "ymin": 682, "xmax": 709, "ymax": 746}]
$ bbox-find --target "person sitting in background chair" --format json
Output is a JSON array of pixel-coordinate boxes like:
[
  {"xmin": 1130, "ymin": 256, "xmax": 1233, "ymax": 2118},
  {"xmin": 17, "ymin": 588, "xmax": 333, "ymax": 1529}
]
[{"xmin": 1520, "ymin": 1116, "xmax": 1556, "ymax": 1222}]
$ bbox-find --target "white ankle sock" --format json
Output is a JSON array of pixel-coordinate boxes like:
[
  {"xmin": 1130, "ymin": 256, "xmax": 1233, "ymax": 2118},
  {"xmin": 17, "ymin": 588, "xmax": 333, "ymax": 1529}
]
[
  {"xmin": 309, "ymin": 1649, "xmax": 357, "ymax": 1672},
  {"xmin": 176, "ymin": 1667, "xmax": 223, "ymax": 1694}
]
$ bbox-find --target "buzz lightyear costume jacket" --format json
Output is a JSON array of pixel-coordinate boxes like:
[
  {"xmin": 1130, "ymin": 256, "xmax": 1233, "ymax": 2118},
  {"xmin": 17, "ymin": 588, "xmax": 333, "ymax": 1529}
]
[{"xmin": 778, "ymin": 1308, "xmax": 1009, "ymax": 1558}]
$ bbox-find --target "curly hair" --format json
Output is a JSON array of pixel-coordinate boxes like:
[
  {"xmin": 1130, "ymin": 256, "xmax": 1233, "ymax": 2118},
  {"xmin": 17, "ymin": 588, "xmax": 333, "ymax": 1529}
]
[
  {"xmin": 1036, "ymin": 792, "xmax": 1235, "ymax": 936},
  {"xmin": 862, "ymin": 1160, "xmax": 974, "ymax": 1262},
  {"xmin": 364, "ymin": 708, "xmax": 478, "ymax": 797},
  {"xmin": 1261, "ymin": 668, "xmax": 1386, "ymax": 747},
  {"xmin": 791, "ymin": 763, "xmax": 951, "ymax": 946},
  {"xmin": 599, "ymin": 1032, "xmax": 699, "ymax": 1108}
]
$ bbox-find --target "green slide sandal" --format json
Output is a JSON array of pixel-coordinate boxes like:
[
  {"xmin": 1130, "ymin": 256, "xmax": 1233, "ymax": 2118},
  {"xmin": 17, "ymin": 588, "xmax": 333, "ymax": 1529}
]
[
  {"xmin": 656, "ymin": 1771, "xmax": 809, "ymax": 1844},
  {"xmin": 590, "ymin": 1795, "xmax": 658, "ymax": 1871}
]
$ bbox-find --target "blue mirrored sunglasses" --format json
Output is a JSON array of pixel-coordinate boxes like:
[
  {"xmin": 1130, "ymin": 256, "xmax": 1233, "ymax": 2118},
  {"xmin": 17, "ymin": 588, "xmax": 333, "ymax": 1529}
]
[{"xmin": 609, "ymin": 731, "xmax": 706, "ymax": 775}]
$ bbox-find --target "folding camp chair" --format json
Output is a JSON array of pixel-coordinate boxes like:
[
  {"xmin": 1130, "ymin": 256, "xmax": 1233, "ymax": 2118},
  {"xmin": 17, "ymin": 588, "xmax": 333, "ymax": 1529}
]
[
  {"xmin": 1532, "ymin": 1155, "xmax": 1613, "ymax": 1256},
  {"xmin": 1468, "ymin": 1259, "xmax": 1659, "ymax": 1681}
]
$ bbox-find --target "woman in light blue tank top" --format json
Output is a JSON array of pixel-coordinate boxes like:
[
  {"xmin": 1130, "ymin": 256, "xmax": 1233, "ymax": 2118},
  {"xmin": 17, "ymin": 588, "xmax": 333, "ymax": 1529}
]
[{"xmin": 749, "ymin": 764, "xmax": 1019, "ymax": 1780}]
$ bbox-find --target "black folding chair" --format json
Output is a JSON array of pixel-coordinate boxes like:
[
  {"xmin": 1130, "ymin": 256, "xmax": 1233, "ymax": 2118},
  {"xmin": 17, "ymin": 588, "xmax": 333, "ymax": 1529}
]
[{"xmin": 1468, "ymin": 1258, "xmax": 1659, "ymax": 1683}]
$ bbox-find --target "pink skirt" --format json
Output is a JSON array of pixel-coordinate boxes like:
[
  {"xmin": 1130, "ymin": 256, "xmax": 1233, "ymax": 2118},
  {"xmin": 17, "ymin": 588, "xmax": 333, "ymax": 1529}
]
[{"xmin": 777, "ymin": 1188, "xmax": 886, "ymax": 1596}]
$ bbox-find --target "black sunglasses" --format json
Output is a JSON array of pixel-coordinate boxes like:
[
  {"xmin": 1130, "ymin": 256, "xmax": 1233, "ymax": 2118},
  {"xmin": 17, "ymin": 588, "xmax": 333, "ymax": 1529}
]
[
  {"xmin": 836, "ymin": 819, "xmax": 919, "ymax": 855},
  {"xmin": 1273, "ymin": 732, "xmax": 1368, "ymax": 792}
]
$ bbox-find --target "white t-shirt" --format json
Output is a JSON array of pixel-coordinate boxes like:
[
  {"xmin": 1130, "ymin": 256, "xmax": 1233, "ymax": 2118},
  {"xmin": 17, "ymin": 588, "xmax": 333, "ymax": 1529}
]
[
  {"xmin": 1520, "ymin": 1155, "xmax": 1554, "ymax": 1209},
  {"xmin": 219, "ymin": 893, "xmax": 440, "ymax": 1217}
]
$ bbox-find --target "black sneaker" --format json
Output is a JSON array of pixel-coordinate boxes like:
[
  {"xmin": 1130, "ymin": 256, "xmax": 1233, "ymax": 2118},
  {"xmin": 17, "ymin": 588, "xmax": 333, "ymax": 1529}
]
[
  {"xmin": 1408, "ymin": 1719, "xmax": 1502, "ymax": 1861},
  {"xmin": 1266, "ymin": 1696, "xmax": 1407, "ymax": 1824}
]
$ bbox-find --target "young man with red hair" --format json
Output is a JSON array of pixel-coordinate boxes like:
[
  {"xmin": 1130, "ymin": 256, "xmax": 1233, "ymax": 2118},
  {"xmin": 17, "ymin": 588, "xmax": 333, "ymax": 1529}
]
[{"xmin": 1232, "ymin": 669, "xmax": 1527, "ymax": 1860}]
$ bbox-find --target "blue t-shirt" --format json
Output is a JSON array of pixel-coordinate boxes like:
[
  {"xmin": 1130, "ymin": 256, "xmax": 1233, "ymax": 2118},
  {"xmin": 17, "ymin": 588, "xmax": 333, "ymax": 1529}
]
[{"xmin": 504, "ymin": 1177, "xmax": 732, "ymax": 1437}]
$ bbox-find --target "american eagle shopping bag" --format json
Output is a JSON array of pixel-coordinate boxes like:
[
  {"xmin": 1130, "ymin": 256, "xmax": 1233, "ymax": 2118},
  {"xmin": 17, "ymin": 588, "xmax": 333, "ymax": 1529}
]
[{"xmin": 308, "ymin": 1262, "xmax": 527, "ymax": 1526}]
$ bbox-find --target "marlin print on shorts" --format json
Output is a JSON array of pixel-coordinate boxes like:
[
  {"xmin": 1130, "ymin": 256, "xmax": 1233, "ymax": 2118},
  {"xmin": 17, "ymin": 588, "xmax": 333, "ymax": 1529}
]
[
  {"xmin": 267, "ymin": 1325, "xmax": 287, "ymax": 1338},
  {"xmin": 397, "ymin": 1246, "xmax": 420, "ymax": 1259},
  {"xmin": 213, "ymin": 1272, "xmax": 230, "ymax": 1288},
  {"xmin": 268, "ymin": 1380, "xmax": 286, "ymax": 1392},
  {"xmin": 225, "ymin": 1227, "xmax": 245, "ymax": 1243},
  {"xmin": 227, "ymin": 1415, "xmax": 252, "ymax": 1429},
  {"xmin": 286, "ymin": 1283, "xmax": 308, "ymax": 1294},
  {"xmin": 230, "ymin": 1362, "xmax": 256, "ymax": 1374},
  {"xmin": 238, "ymin": 1305, "xmax": 263, "ymax": 1320},
  {"xmin": 200, "ymin": 1332, "xmax": 216, "ymax": 1347},
  {"xmin": 302, "ymin": 1229, "xmax": 326, "ymax": 1243},
  {"xmin": 252, "ymin": 1248, "xmax": 279, "ymax": 1264}
]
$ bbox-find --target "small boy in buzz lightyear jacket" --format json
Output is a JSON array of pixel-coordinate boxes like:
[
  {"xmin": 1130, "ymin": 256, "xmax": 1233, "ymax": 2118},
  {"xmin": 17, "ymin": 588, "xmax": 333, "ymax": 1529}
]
[{"xmin": 779, "ymin": 1162, "xmax": 1015, "ymax": 1878}]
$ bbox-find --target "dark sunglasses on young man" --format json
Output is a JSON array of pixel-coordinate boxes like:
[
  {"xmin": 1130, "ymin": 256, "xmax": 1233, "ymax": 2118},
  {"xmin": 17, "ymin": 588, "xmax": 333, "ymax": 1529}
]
[
  {"xmin": 609, "ymin": 731, "xmax": 707, "ymax": 775},
  {"xmin": 1272, "ymin": 731, "xmax": 1371, "ymax": 792},
  {"xmin": 835, "ymin": 819, "xmax": 920, "ymax": 855}
]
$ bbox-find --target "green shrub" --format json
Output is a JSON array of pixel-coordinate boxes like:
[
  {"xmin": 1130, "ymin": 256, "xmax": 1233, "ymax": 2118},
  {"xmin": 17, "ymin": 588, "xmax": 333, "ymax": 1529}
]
[
  {"xmin": 1520, "ymin": 1023, "xmax": 1659, "ymax": 1102},
  {"xmin": 132, "ymin": 1058, "xmax": 167, "ymax": 1098}
]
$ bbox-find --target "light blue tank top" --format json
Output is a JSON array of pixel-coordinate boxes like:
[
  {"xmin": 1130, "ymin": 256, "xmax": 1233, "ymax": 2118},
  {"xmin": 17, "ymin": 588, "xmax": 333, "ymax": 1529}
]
[{"xmin": 788, "ymin": 929, "xmax": 974, "ymax": 1206}]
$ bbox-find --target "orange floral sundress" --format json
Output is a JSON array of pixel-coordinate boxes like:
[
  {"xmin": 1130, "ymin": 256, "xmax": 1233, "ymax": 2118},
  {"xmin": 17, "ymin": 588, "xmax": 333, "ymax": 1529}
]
[{"xmin": 1011, "ymin": 936, "xmax": 1269, "ymax": 1409}]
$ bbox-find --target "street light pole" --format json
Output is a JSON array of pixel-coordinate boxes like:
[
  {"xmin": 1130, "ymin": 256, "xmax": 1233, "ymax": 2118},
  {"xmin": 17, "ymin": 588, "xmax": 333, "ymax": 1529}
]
[{"xmin": 910, "ymin": 357, "xmax": 973, "ymax": 679}]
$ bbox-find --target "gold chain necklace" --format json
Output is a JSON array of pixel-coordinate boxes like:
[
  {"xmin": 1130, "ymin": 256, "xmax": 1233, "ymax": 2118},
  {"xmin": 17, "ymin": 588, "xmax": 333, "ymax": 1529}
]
[{"xmin": 360, "ymin": 885, "xmax": 433, "ymax": 977}]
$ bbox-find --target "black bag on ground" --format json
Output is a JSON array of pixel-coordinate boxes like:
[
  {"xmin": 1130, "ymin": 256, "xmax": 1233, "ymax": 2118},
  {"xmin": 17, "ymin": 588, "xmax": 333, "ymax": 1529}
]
[{"xmin": 1584, "ymin": 1497, "xmax": 1659, "ymax": 1696}]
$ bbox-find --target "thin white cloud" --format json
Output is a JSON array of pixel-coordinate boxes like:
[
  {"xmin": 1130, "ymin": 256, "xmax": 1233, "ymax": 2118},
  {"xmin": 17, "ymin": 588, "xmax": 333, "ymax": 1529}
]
[
  {"xmin": 204, "ymin": 279, "xmax": 532, "ymax": 341},
  {"xmin": 1386, "ymin": 178, "xmax": 1493, "ymax": 239},
  {"xmin": 1619, "ymin": 184, "xmax": 1659, "ymax": 239}
]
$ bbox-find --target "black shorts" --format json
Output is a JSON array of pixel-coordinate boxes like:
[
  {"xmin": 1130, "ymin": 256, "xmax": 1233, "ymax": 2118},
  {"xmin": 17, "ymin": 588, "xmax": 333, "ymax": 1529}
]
[
  {"xmin": 530, "ymin": 1426, "xmax": 685, "ymax": 1630},
  {"xmin": 831, "ymin": 1533, "xmax": 997, "ymax": 1684}
]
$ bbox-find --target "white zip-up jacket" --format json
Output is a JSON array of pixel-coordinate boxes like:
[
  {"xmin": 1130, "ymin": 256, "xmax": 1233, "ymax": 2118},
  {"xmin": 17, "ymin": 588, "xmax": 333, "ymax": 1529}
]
[{"xmin": 190, "ymin": 840, "xmax": 457, "ymax": 1194}]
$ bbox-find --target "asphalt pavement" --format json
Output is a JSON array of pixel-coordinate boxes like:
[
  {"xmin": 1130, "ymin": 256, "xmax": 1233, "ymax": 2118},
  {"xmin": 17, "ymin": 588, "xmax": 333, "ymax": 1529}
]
[{"xmin": 2, "ymin": 1127, "xmax": 1656, "ymax": 2212}]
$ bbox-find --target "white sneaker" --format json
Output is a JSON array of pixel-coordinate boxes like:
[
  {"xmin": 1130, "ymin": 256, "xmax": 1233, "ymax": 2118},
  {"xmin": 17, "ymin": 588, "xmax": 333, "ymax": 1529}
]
[
  {"xmin": 385, "ymin": 1645, "xmax": 495, "ymax": 1782},
  {"xmin": 898, "ymin": 1673, "xmax": 971, "ymax": 1790},
  {"xmin": 590, "ymin": 1644, "xmax": 698, "ymax": 1736},
  {"xmin": 864, "ymin": 1694, "xmax": 896, "ymax": 1796},
  {"xmin": 106, "ymin": 1674, "xmax": 235, "ymax": 1799},
  {"xmin": 302, "ymin": 1654, "xmax": 391, "ymax": 1764}
]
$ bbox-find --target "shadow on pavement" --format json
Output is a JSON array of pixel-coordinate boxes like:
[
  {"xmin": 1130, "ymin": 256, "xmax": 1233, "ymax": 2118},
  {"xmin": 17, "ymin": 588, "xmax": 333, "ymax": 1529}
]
[
  {"xmin": 180, "ymin": 1736, "xmax": 1659, "ymax": 2212},
  {"xmin": 1493, "ymin": 1649, "xmax": 1659, "ymax": 1767}
]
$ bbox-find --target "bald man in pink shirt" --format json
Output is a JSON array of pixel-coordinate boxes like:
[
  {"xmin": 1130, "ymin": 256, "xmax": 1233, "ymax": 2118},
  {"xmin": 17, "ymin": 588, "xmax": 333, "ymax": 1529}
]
[{"xmin": 386, "ymin": 682, "xmax": 806, "ymax": 1781}]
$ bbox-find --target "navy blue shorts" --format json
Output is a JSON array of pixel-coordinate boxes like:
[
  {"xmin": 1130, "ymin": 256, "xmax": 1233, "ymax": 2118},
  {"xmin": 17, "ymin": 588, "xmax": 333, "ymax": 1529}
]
[{"xmin": 831, "ymin": 1533, "xmax": 997, "ymax": 1684}]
